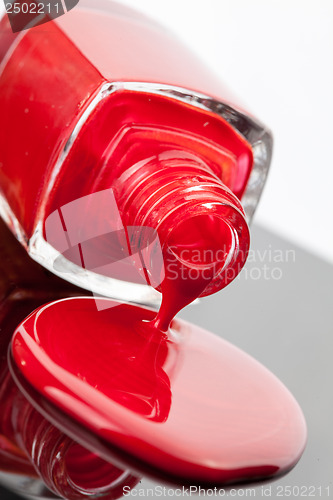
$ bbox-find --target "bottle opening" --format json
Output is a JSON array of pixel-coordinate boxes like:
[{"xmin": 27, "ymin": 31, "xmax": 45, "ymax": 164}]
[{"xmin": 167, "ymin": 214, "xmax": 235, "ymax": 272}]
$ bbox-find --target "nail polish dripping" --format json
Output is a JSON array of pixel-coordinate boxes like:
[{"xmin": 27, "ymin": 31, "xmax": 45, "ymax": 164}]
[{"xmin": 153, "ymin": 214, "xmax": 235, "ymax": 332}]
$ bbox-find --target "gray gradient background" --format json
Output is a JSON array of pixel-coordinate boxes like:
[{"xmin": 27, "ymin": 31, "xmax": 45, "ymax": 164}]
[{"xmin": 0, "ymin": 225, "xmax": 332, "ymax": 499}]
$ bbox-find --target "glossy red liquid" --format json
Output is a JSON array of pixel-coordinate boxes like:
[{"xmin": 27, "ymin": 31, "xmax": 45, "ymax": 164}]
[
  {"xmin": 0, "ymin": 1, "xmax": 305, "ymax": 496},
  {"xmin": 11, "ymin": 297, "xmax": 307, "ymax": 488},
  {"xmin": 155, "ymin": 215, "xmax": 235, "ymax": 331}
]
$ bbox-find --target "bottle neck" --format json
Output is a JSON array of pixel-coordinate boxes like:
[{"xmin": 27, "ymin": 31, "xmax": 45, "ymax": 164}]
[{"xmin": 115, "ymin": 149, "xmax": 250, "ymax": 298}]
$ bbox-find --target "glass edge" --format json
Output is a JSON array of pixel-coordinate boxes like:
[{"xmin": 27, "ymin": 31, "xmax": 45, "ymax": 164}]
[{"xmin": 0, "ymin": 194, "xmax": 28, "ymax": 247}]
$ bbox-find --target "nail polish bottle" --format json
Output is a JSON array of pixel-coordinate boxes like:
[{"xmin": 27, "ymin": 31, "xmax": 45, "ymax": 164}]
[
  {"xmin": 0, "ymin": 0, "xmax": 272, "ymax": 306},
  {"xmin": 0, "ymin": 3, "xmax": 307, "ymax": 500}
]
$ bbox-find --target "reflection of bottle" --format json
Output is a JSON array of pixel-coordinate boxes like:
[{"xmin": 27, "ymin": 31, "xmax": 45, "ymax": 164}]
[
  {"xmin": 0, "ymin": 0, "xmax": 272, "ymax": 307},
  {"xmin": 0, "ymin": 364, "xmax": 140, "ymax": 499}
]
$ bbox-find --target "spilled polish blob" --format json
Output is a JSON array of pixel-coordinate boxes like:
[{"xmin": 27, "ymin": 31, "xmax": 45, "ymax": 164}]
[{"xmin": 11, "ymin": 297, "xmax": 307, "ymax": 487}]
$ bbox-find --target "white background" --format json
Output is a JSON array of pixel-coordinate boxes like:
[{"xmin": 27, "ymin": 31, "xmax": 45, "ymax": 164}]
[{"xmin": 1, "ymin": 0, "xmax": 332, "ymax": 263}]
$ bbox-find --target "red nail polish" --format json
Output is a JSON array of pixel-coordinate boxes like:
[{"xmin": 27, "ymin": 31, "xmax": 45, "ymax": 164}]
[
  {"xmin": 9, "ymin": 297, "xmax": 306, "ymax": 497},
  {"xmin": 0, "ymin": 2, "xmax": 306, "ymax": 499}
]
